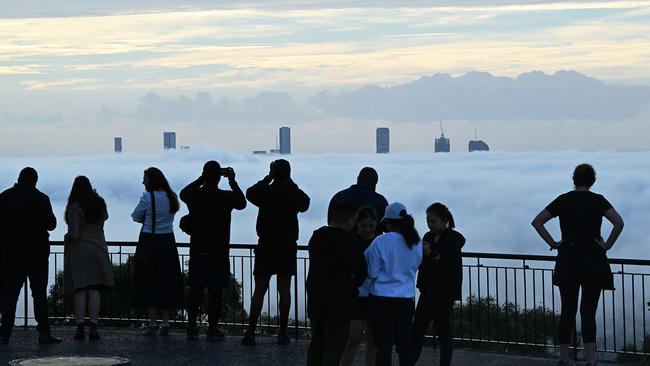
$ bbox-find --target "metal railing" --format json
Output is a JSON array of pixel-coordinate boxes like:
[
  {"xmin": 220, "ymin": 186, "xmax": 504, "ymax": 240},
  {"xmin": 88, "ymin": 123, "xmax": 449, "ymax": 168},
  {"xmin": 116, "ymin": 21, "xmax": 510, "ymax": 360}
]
[{"xmin": 16, "ymin": 242, "xmax": 650, "ymax": 358}]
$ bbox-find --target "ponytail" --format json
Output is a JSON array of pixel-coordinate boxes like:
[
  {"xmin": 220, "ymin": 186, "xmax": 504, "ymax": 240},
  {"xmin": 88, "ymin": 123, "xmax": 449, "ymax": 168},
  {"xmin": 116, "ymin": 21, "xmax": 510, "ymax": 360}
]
[
  {"xmin": 386, "ymin": 214, "xmax": 420, "ymax": 248},
  {"xmin": 426, "ymin": 202, "xmax": 455, "ymax": 228}
]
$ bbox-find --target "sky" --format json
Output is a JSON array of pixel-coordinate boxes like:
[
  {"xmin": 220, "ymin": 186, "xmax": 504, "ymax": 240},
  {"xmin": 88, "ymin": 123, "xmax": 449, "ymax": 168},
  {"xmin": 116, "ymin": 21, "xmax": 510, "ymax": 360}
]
[{"xmin": 1, "ymin": 1, "xmax": 650, "ymax": 154}]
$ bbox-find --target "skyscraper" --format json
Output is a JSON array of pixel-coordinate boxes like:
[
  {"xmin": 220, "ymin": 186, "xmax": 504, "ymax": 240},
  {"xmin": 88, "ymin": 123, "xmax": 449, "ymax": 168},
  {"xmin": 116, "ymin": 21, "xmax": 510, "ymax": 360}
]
[
  {"xmin": 279, "ymin": 127, "xmax": 291, "ymax": 154},
  {"xmin": 114, "ymin": 137, "xmax": 122, "ymax": 153},
  {"xmin": 376, "ymin": 128, "xmax": 389, "ymax": 153},
  {"xmin": 163, "ymin": 131, "xmax": 176, "ymax": 150}
]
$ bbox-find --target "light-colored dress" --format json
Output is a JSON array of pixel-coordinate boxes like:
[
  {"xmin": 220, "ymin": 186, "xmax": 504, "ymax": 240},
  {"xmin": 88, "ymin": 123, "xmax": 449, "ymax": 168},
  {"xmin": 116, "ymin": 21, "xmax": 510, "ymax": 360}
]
[{"xmin": 64, "ymin": 203, "xmax": 114, "ymax": 296}]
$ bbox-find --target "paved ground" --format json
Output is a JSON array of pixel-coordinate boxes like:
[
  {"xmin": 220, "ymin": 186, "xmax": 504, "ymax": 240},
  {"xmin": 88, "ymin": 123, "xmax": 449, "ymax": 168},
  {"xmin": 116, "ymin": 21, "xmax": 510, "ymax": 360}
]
[{"xmin": 0, "ymin": 327, "xmax": 634, "ymax": 365}]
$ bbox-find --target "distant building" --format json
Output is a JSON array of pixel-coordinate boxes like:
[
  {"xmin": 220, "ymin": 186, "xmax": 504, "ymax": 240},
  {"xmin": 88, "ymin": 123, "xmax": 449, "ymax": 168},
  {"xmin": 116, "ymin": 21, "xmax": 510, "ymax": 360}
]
[
  {"xmin": 180, "ymin": 145, "xmax": 191, "ymax": 151},
  {"xmin": 279, "ymin": 127, "xmax": 291, "ymax": 154},
  {"xmin": 434, "ymin": 121, "xmax": 450, "ymax": 153},
  {"xmin": 114, "ymin": 137, "xmax": 122, "ymax": 153},
  {"xmin": 468, "ymin": 130, "xmax": 489, "ymax": 152},
  {"xmin": 468, "ymin": 140, "xmax": 489, "ymax": 152},
  {"xmin": 252, "ymin": 150, "xmax": 267, "ymax": 155},
  {"xmin": 270, "ymin": 149, "xmax": 281, "ymax": 154},
  {"xmin": 163, "ymin": 131, "xmax": 176, "ymax": 150},
  {"xmin": 376, "ymin": 128, "xmax": 389, "ymax": 153}
]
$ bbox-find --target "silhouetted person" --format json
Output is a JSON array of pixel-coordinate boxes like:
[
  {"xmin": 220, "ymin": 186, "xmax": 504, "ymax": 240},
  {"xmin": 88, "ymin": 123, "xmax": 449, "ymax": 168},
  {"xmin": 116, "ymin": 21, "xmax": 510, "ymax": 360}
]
[
  {"xmin": 327, "ymin": 167, "xmax": 388, "ymax": 227},
  {"xmin": 131, "ymin": 167, "xmax": 184, "ymax": 336},
  {"xmin": 412, "ymin": 203, "xmax": 465, "ymax": 366},
  {"xmin": 0, "ymin": 167, "xmax": 61, "ymax": 344},
  {"xmin": 180, "ymin": 161, "xmax": 246, "ymax": 341},
  {"xmin": 242, "ymin": 159, "xmax": 310, "ymax": 346},
  {"xmin": 64, "ymin": 176, "xmax": 114, "ymax": 341},
  {"xmin": 340, "ymin": 206, "xmax": 379, "ymax": 366},
  {"xmin": 365, "ymin": 202, "xmax": 422, "ymax": 366},
  {"xmin": 306, "ymin": 200, "xmax": 367, "ymax": 366},
  {"xmin": 532, "ymin": 163, "xmax": 624, "ymax": 366}
]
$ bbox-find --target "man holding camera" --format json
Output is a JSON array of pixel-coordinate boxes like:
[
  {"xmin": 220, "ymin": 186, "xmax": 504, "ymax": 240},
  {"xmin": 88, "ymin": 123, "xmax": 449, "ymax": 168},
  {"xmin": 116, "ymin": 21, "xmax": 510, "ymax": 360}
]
[
  {"xmin": 242, "ymin": 159, "xmax": 310, "ymax": 346},
  {"xmin": 180, "ymin": 161, "xmax": 246, "ymax": 341}
]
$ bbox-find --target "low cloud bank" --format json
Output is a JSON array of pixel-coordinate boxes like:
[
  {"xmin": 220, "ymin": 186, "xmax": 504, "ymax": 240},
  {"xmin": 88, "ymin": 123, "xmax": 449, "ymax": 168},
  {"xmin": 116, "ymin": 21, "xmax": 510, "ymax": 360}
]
[{"xmin": 0, "ymin": 149, "xmax": 647, "ymax": 260}]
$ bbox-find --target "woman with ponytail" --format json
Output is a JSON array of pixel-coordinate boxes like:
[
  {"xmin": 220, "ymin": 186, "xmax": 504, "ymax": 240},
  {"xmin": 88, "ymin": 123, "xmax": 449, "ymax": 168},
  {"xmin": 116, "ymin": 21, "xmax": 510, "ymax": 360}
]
[
  {"xmin": 364, "ymin": 202, "xmax": 422, "ymax": 366},
  {"xmin": 412, "ymin": 203, "xmax": 465, "ymax": 366}
]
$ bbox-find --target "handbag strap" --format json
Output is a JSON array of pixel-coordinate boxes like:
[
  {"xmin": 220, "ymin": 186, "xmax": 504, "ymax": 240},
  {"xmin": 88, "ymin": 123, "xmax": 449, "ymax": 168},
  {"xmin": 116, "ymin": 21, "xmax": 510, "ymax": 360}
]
[{"xmin": 149, "ymin": 191, "xmax": 156, "ymax": 235}]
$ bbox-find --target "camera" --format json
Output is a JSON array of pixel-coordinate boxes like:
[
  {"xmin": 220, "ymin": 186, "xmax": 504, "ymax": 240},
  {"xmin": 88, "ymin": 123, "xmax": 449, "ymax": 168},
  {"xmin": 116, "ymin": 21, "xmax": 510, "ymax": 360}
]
[{"xmin": 220, "ymin": 167, "xmax": 233, "ymax": 177}]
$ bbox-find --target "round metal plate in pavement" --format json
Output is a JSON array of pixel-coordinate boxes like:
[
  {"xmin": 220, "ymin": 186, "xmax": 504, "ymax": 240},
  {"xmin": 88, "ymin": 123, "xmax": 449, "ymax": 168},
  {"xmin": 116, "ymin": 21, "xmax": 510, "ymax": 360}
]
[{"xmin": 9, "ymin": 356, "xmax": 131, "ymax": 366}]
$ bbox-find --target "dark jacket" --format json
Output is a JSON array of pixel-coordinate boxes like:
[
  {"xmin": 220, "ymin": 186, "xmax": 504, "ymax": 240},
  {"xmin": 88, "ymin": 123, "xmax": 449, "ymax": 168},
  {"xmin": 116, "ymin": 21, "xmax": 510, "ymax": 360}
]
[
  {"xmin": 327, "ymin": 184, "xmax": 388, "ymax": 224},
  {"xmin": 246, "ymin": 178, "xmax": 310, "ymax": 247},
  {"xmin": 416, "ymin": 229, "xmax": 465, "ymax": 302},
  {"xmin": 180, "ymin": 177, "xmax": 246, "ymax": 255},
  {"xmin": 0, "ymin": 183, "xmax": 57, "ymax": 260},
  {"xmin": 306, "ymin": 226, "xmax": 367, "ymax": 320}
]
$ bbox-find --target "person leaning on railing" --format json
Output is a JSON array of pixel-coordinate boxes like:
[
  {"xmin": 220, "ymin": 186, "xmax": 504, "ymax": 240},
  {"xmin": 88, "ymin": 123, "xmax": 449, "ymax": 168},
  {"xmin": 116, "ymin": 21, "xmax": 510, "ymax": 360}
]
[
  {"xmin": 131, "ymin": 167, "xmax": 184, "ymax": 337},
  {"xmin": 532, "ymin": 163, "xmax": 624, "ymax": 366},
  {"xmin": 64, "ymin": 176, "xmax": 114, "ymax": 341}
]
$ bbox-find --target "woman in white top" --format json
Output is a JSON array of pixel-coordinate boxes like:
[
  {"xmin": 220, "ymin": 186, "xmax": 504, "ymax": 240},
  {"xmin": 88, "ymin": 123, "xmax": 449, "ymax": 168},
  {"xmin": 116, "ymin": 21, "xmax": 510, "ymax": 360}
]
[
  {"xmin": 131, "ymin": 167, "xmax": 184, "ymax": 336},
  {"xmin": 365, "ymin": 202, "xmax": 422, "ymax": 366}
]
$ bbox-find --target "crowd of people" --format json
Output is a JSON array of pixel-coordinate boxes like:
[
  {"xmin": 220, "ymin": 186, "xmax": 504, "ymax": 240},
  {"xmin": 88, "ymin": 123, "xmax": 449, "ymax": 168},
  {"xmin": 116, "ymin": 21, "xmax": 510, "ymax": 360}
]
[{"xmin": 0, "ymin": 162, "xmax": 623, "ymax": 366}]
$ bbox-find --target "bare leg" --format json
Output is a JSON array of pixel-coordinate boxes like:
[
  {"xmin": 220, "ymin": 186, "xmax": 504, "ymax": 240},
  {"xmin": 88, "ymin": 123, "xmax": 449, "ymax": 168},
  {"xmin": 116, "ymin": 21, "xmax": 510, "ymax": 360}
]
[
  {"xmin": 161, "ymin": 309, "xmax": 170, "ymax": 327},
  {"xmin": 87, "ymin": 290, "xmax": 101, "ymax": 323},
  {"xmin": 340, "ymin": 320, "xmax": 364, "ymax": 366},
  {"xmin": 147, "ymin": 308, "xmax": 158, "ymax": 326},
  {"xmin": 247, "ymin": 275, "xmax": 271, "ymax": 334},
  {"xmin": 73, "ymin": 290, "xmax": 87, "ymax": 324},
  {"xmin": 584, "ymin": 343, "xmax": 597, "ymax": 364},
  {"xmin": 559, "ymin": 344, "xmax": 570, "ymax": 362},
  {"xmin": 277, "ymin": 275, "xmax": 292, "ymax": 335}
]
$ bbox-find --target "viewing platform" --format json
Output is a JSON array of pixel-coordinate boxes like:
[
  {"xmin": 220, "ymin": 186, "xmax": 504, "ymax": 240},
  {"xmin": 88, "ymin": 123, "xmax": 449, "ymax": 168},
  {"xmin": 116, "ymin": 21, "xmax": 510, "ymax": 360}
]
[
  {"xmin": 6, "ymin": 242, "xmax": 650, "ymax": 365},
  {"xmin": 0, "ymin": 327, "xmax": 638, "ymax": 365}
]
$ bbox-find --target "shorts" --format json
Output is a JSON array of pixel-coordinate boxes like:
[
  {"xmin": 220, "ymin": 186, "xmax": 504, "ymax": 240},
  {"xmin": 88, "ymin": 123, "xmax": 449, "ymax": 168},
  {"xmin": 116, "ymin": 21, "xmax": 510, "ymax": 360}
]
[{"xmin": 253, "ymin": 244, "xmax": 297, "ymax": 276}]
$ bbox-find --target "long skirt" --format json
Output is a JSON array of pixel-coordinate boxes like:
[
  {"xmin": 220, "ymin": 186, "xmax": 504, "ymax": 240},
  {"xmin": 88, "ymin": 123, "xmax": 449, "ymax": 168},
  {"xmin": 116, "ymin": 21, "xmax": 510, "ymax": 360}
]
[{"xmin": 132, "ymin": 232, "xmax": 184, "ymax": 309}]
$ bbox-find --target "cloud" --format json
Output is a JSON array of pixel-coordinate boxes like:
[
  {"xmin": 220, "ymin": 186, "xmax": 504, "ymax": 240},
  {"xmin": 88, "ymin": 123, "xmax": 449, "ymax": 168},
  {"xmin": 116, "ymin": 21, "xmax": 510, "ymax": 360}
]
[
  {"xmin": 0, "ymin": 148, "xmax": 646, "ymax": 263},
  {"xmin": 134, "ymin": 91, "xmax": 320, "ymax": 122},
  {"xmin": 310, "ymin": 70, "xmax": 650, "ymax": 121}
]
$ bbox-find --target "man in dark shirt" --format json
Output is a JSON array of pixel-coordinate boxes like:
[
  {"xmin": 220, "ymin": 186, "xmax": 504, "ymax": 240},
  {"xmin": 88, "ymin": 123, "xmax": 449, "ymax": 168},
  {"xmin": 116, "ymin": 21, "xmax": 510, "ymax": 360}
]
[
  {"xmin": 0, "ymin": 167, "xmax": 61, "ymax": 344},
  {"xmin": 180, "ymin": 161, "xmax": 246, "ymax": 341},
  {"xmin": 242, "ymin": 159, "xmax": 310, "ymax": 346},
  {"xmin": 327, "ymin": 167, "xmax": 388, "ymax": 227},
  {"xmin": 306, "ymin": 200, "xmax": 367, "ymax": 366}
]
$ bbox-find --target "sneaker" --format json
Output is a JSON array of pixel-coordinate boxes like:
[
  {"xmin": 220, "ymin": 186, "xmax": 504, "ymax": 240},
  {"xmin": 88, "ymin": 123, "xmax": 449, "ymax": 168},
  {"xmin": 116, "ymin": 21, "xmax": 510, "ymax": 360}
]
[
  {"xmin": 277, "ymin": 333, "xmax": 291, "ymax": 346},
  {"xmin": 206, "ymin": 328, "xmax": 225, "ymax": 342},
  {"xmin": 187, "ymin": 326, "xmax": 199, "ymax": 341},
  {"xmin": 142, "ymin": 325, "xmax": 158, "ymax": 336},
  {"xmin": 241, "ymin": 333, "xmax": 256, "ymax": 346},
  {"xmin": 159, "ymin": 326, "xmax": 170, "ymax": 336},
  {"xmin": 73, "ymin": 324, "xmax": 85, "ymax": 341},
  {"xmin": 88, "ymin": 323, "xmax": 101, "ymax": 341}
]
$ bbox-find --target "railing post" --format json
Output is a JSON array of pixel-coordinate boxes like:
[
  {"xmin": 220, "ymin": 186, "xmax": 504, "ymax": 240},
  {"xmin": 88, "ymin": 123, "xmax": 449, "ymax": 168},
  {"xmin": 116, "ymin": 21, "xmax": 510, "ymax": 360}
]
[
  {"xmin": 23, "ymin": 280, "xmax": 28, "ymax": 328},
  {"xmin": 573, "ymin": 320, "xmax": 578, "ymax": 362},
  {"xmin": 294, "ymin": 272, "xmax": 299, "ymax": 340}
]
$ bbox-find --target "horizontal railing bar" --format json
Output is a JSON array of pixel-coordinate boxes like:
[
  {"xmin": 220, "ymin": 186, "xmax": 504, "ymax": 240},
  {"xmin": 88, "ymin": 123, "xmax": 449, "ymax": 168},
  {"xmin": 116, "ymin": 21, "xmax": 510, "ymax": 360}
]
[{"xmin": 48, "ymin": 241, "xmax": 650, "ymax": 265}]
